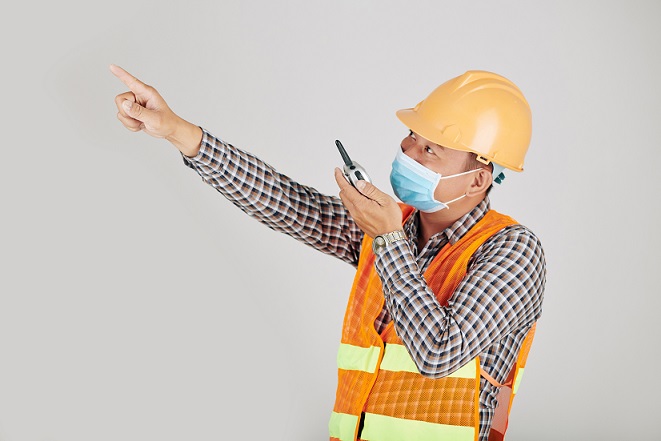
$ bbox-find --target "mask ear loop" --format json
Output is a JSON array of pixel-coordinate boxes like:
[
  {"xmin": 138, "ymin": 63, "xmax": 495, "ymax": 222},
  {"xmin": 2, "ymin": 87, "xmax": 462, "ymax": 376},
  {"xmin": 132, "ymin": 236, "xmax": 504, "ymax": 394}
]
[
  {"xmin": 434, "ymin": 168, "xmax": 482, "ymax": 207},
  {"xmin": 437, "ymin": 193, "xmax": 467, "ymax": 206},
  {"xmin": 438, "ymin": 168, "xmax": 482, "ymax": 180}
]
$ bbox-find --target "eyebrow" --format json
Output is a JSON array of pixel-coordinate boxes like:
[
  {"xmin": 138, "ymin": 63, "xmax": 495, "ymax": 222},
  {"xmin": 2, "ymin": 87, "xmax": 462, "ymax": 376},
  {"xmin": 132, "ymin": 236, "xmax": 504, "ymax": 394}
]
[{"xmin": 411, "ymin": 131, "xmax": 444, "ymax": 152}]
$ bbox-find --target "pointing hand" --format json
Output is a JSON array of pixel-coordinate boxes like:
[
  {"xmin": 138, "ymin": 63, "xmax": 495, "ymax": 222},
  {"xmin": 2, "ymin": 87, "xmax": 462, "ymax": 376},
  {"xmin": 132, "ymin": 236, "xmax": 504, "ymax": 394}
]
[{"xmin": 110, "ymin": 64, "xmax": 202, "ymax": 157}]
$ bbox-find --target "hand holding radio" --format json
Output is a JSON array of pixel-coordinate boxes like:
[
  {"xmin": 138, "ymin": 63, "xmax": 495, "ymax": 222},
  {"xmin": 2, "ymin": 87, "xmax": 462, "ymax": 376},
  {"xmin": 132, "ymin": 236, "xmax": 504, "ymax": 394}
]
[
  {"xmin": 335, "ymin": 140, "xmax": 372, "ymax": 188},
  {"xmin": 333, "ymin": 141, "xmax": 402, "ymax": 238}
]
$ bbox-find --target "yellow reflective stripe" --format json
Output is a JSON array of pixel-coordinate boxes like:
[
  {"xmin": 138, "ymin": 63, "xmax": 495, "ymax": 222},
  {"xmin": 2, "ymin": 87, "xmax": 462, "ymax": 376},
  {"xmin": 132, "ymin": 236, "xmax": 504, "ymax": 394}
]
[
  {"xmin": 380, "ymin": 344, "xmax": 477, "ymax": 378},
  {"xmin": 336, "ymin": 343, "xmax": 381, "ymax": 373},
  {"xmin": 328, "ymin": 411, "xmax": 359, "ymax": 441},
  {"xmin": 379, "ymin": 344, "xmax": 419, "ymax": 373},
  {"xmin": 361, "ymin": 412, "xmax": 475, "ymax": 441},
  {"xmin": 447, "ymin": 360, "xmax": 478, "ymax": 379},
  {"xmin": 513, "ymin": 367, "xmax": 525, "ymax": 394}
]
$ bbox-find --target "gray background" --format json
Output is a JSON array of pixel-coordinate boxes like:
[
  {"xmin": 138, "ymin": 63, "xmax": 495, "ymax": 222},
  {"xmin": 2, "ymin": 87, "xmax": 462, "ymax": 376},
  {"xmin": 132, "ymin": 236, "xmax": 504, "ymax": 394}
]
[{"xmin": 1, "ymin": 0, "xmax": 659, "ymax": 440}]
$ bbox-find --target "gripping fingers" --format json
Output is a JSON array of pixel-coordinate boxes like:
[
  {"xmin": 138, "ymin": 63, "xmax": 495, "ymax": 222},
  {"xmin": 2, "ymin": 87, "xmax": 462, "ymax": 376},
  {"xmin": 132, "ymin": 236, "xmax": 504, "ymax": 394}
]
[
  {"xmin": 117, "ymin": 112, "xmax": 142, "ymax": 131},
  {"xmin": 115, "ymin": 92, "xmax": 136, "ymax": 116}
]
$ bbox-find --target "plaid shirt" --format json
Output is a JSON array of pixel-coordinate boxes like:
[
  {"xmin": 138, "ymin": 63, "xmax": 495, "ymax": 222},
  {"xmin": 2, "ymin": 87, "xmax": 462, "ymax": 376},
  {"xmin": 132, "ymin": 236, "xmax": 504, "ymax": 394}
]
[{"xmin": 182, "ymin": 128, "xmax": 546, "ymax": 440}]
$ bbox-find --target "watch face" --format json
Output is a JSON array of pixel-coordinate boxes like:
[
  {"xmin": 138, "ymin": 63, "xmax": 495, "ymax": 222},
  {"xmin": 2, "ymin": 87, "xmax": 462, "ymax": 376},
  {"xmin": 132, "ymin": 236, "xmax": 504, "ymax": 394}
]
[{"xmin": 373, "ymin": 236, "xmax": 386, "ymax": 254}]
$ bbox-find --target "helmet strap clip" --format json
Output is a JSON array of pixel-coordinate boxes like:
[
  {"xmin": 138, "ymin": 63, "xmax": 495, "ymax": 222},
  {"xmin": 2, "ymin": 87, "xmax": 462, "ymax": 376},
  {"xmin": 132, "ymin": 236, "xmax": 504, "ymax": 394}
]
[{"xmin": 476, "ymin": 155, "xmax": 491, "ymax": 166}]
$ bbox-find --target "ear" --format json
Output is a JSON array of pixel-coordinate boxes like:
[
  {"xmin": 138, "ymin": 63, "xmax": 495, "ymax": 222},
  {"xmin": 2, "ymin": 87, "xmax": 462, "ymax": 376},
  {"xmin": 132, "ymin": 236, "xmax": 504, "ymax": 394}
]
[{"xmin": 465, "ymin": 168, "xmax": 492, "ymax": 198}]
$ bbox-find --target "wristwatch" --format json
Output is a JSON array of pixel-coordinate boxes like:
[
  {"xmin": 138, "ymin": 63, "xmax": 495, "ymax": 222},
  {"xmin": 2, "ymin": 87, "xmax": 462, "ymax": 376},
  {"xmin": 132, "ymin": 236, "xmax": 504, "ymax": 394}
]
[{"xmin": 372, "ymin": 230, "xmax": 407, "ymax": 255}]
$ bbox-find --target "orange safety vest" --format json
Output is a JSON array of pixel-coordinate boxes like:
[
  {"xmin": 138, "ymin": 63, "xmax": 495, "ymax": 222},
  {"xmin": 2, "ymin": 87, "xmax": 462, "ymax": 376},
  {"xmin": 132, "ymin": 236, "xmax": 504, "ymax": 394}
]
[{"xmin": 329, "ymin": 205, "xmax": 536, "ymax": 441}]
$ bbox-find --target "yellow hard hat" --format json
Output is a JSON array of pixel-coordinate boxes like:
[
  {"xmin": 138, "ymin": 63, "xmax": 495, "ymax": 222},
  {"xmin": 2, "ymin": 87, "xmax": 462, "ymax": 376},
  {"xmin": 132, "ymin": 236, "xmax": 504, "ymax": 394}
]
[{"xmin": 396, "ymin": 70, "xmax": 532, "ymax": 172}]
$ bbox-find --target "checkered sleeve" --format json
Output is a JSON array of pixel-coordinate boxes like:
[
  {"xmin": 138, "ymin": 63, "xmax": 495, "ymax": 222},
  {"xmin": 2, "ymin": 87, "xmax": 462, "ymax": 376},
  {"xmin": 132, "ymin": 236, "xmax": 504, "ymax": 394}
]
[
  {"xmin": 181, "ymin": 128, "xmax": 364, "ymax": 266},
  {"xmin": 374, "ymin": 224, "xmax": 546, "ymax": 378}
]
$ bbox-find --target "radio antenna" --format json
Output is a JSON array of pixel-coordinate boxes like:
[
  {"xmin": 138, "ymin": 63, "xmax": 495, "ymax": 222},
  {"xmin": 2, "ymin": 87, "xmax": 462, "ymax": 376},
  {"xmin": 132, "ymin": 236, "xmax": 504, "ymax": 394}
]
[{"xmin": 335, "ymin": 140, "xmax": 352, "ymax": 166}]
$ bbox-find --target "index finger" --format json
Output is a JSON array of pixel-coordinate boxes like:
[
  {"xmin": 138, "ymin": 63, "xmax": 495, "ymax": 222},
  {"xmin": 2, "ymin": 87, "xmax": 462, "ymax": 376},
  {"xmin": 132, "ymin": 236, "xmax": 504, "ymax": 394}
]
[
  {"xmin": 109, "ymin": 64, "xmax": 149, "ymax": 94},
  {"xmin": 334, "ymin": 167, "xmax": 353, "ymax": 191},
  {"xmin": 334, "ymin": 168, "xmax": 363, "ymax": 199}
]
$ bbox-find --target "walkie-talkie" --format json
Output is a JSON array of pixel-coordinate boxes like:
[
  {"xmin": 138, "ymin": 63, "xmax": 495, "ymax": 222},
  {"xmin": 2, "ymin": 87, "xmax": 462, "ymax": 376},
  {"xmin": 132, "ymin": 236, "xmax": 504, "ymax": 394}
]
[{"xmin": 335, "ymin": 140, "xmax": 372, "ymax": 188}]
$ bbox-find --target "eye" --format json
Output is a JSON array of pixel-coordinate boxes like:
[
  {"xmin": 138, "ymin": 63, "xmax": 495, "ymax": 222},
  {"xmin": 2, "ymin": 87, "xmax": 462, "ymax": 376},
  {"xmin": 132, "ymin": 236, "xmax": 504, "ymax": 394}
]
[
  {"xmin": 425, "ymin": 146, "xmax": 436, "ymax": 155},
  {"xmin": 408, "ymin": 130, "xmax": 416, "ymax": 139}
]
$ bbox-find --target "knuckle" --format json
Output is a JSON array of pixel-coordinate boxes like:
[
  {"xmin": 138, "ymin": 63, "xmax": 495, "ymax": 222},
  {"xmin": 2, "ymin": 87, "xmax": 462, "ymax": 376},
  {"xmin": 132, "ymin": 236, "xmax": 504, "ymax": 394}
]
[
  {"xmin": 117, "ymin": 113, "xmax": 139, "ymax": 131},
  {"xmin": 115, "ymin": 92, "xmax": 132, "ymax": 106},
  {"xmin": 114, "ymin": 96, "xmax": 125, "ymax": 111}
]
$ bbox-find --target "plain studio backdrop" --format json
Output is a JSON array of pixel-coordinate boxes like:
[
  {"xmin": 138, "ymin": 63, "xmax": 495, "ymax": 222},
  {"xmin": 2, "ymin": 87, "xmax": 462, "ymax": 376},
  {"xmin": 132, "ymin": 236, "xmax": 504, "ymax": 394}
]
[{"xmin": 1, "ymin": 0, "xmax": 659, "ymax": 440}]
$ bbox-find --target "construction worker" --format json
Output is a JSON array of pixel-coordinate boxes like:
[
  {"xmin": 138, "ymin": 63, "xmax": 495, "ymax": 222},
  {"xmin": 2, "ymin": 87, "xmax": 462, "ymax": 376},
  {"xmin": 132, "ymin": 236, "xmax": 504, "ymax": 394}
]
[{"xmin": 110, "ymin": 64, "xmax": 546, "ymax": 441}]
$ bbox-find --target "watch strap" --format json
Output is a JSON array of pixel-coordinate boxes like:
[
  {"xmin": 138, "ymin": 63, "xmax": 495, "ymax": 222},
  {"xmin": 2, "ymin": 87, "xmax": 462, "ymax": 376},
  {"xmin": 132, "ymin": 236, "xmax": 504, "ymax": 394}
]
[
  {"xmin": 373, "ymin": 230, "xmax": 407, "ymax": 255},
  {"xmin": 381, "ymin": 230, "xmax": 406, "ymax": 245}
]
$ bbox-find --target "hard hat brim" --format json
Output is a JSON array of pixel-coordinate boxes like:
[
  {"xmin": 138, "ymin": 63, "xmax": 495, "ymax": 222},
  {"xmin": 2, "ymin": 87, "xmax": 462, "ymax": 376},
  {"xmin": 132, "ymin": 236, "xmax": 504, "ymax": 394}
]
[
  {"xmin": 396, "ymin": 108, "xmax": 471, "ymax": 153},
  {"xmin": 396, "ymin": 108, "xmax": 524, "ymax": 172}
]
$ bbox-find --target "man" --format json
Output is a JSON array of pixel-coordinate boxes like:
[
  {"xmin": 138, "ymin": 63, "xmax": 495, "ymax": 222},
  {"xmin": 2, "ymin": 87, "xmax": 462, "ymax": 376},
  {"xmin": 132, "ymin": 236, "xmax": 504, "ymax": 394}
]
[{"xmin": 110, "ymin": 64, "xmax": 546, "ymax": 441}]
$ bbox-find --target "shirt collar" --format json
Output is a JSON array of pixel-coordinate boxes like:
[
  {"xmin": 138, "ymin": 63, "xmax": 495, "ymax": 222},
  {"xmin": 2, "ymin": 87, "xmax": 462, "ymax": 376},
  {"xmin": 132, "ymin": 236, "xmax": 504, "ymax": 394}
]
[{"xmin": 403, "ymin": 197, "xmax": 491, "ymax": 245}]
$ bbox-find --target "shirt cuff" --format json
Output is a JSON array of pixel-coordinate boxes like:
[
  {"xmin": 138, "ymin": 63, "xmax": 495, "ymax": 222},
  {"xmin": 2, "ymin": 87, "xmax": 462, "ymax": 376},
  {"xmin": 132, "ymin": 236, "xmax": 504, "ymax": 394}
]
[{"xmin": 180, "ymin": 127, "xmax": 228, "ymax": 172}]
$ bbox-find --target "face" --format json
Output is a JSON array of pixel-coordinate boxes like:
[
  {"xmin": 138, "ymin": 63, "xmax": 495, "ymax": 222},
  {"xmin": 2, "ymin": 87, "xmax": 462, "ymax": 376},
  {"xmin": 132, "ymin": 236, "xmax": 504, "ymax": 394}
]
[
  {"xmin": 400, "ymin": 131, "xmax": 477, "ymax": 204},
  {"xmin": 400, "ymin": 131, "xmax": 472, "ymax": 174}
]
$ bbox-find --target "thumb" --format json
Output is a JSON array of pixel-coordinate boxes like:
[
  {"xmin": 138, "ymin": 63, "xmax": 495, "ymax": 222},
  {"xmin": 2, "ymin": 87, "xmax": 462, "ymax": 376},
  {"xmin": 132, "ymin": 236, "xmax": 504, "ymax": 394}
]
[
  {"xmin": 355, "ymin": 180, "xmax": 386, "ymax": 202},
  {"xmin": 122, "ymin": 99, "xmax": 155, "ymax": 124}
]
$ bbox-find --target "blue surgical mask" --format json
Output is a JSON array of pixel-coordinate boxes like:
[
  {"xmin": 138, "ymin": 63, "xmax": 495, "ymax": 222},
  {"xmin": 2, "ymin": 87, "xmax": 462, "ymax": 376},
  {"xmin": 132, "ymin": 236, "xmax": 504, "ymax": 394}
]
[{"xmin": 389, "ymin": 149, "xmax": 481, "ymax": 213}]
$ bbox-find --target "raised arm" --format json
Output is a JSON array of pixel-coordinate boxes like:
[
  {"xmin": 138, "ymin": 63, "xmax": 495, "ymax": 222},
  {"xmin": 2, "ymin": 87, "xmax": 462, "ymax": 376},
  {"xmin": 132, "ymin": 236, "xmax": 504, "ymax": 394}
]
[{"xmin": 110, "ymin": 65, "xmax": 363, "ymax": 265}]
